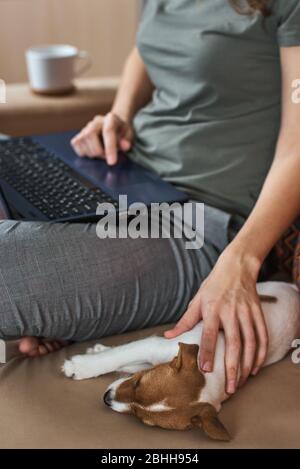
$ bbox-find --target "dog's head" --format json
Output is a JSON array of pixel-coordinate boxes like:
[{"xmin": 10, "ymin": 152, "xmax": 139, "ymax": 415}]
[{"xmin": 103, "ymin": 343, "xmax": 230, "ymax": 441}]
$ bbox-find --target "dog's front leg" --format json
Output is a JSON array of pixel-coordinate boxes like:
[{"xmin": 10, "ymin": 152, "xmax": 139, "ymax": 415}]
[
  {"xmin": 118, "ymin": 363, "xmax": 153, "ymax": 373},
  {"xmin": 62, "ymin": 336, "xmax": 178, "ymax": 380}
]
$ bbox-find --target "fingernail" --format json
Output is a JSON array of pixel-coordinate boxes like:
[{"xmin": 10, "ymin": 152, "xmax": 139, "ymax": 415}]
[
  {"xmin": 252, "ymin": 368, "xmax": 259, "ymax": 376},
  {"xmin": 201, "ymin": 362, "xmax": 212, "ymax": 372},
  {"xmin": 227, "ymin": 380, "xmax": 236, "ymax": 394}
]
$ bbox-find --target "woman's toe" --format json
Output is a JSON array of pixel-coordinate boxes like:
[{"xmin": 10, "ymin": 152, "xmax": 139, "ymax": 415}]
[
  {"xmin": 43, "ymin": 342, "xmax": 55, "ymax": 353},
  {"xmin": 38, "ymin": 344, "xmax": 49, "ymax": 356},
  {"xmin": 19, "ymin": 337, "xmax": 40, "ymax": 355},
  {"xmin": 19, "ymin": 337, "xmax": 70, "ymax": 357},
  {"xmin": 55, "ymin": 341, "xmax": 64, "ymax": 350}
]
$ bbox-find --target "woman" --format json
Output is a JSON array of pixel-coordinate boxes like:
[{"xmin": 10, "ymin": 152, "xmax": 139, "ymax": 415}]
[{"xmin": 1, "ymin": 0, "xmax": 300, "ymax": 396}]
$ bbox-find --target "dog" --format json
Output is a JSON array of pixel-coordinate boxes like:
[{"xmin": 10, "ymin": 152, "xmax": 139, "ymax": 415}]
[{"xmin": 62, "ymin": 282, "xmax": 300, "ymax": 441}]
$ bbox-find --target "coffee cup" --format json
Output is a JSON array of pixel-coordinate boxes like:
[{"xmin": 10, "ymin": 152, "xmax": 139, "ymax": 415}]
[{"xmin": 26, "ymin": 44, "xmax": 92, "ymax": 95}]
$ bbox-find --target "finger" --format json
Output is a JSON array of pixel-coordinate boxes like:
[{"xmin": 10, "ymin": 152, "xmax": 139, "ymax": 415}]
[
  {"xmin": 52, "ymin": 341, "xmax": 62, "ymax": 351},
  {"xmin": 165, "ymin": 303, "xmax": 202, "ymax": 339},
  {"xmin": 82, "ymin": 140, "xmax": 95, "ymax": 158},
  {"xmin": 38, "ymin": 345, "xmax": 49, "ymax": 356},
  {"xmin": 84, "ymin": 135, "xmax": 103, "ymax": 159},
  {"xmin": 251, "ymin": 304, "xmax": 268, "ymax": 375},
  {"xmin": 71, "ymin": 129, "xmax": 87, "ymax": 146},
  {"xmin": 120, "ymin": 138, "xmax": 132, "ymax": 152},
  {"xmin": 81, "ymin": 124, "xmax": 104, "ymax": 158},
  {"xmin": 77, "ymin": 141, "xmax": 89, "ymax": 157},
  {"xmin": 238, "ymin": 310, "xmax": 256, "ymax": 386},
  {"xmin": 43, "ymin": 342, "xmax": 55, "ymax": 353},
  {"xmin": 77, "ymin": 129, "xmax": 97, "ymax": 158},
  {"xmin": 89, "ymin": 134, "xmax": 104, "ymax": 158},
  {"xmin": 119, "ymin": 126, "xmax": 134, "ymax": 152},
  {"xmin": 19, "ymin": 337, "xmax": 38, "ymax": 354},
  {"xmin": 223, "ymin": 316, "xmax": 241, "ymax": 394},
  {"xmin": 71, "ymin": 132, "xmax": 83, "ymax": 146},
  {"xmin": 199, "ymin": 313, "xmax": 220, "ymax": 373},
  {"xmin": 71, "ymin": 116, "xmax": 103, "ymax": 157},
  {"xmin": 71, "ymin": 139, "xmax": 85, "ymax": 157},
  {"xmin": 103, "ymin": 122, "xmax": 118, "ymax": 165},
  {"xmin": 71, "ymin": 132, "xmax": 89, "ymax": 157}
]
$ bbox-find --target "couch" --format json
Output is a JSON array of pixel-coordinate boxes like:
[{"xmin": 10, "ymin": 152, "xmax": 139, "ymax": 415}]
[{"xmin": 0, "ymin": 79, "xmax": 299, "ymax": 449}]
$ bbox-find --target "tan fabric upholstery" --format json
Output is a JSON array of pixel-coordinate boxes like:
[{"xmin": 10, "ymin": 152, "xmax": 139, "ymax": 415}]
[
  {"xmin": 0, "ymin": 325, "xmax": 299, "ymax": 449},
  {"xmin": 0, "ymin": 77, "xmax": 119, "ymax": 136}
]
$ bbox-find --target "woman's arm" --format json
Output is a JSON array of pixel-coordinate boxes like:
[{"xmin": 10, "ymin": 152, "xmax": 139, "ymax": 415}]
[
  {"xmin": 72, "ymin": 47, "xmax": 154, "ymax": 164},
  {"xmin": 112, "ymin": 47, "xmax": 154, "ymax": 123},
  {"xmin": 233, "ymin": 47, "xmax": 300, "ymax": 261},
  {"xmin": 166, "ymin": 46, "xmax": 300, "ymax": 394}
]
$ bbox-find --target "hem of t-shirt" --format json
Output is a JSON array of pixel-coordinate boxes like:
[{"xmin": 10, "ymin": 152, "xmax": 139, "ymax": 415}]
[
  {"xmin": 173, "ymin": 187, "xmax": 250, "ymax": 221},
  {"xmin": 278, "ymin": 30, "xmax": 300, "ymax": 47}
]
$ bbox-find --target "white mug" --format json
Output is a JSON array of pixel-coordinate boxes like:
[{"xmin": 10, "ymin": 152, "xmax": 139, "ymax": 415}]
[{"xmin": 26, "ymin": 44, "xmax": 92, "ymax": 95}]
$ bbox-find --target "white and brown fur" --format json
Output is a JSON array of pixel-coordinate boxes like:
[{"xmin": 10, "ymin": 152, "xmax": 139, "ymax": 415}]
[{"xmin": 63, "ymin": 282, "xmax": 300, "ymax": 441}]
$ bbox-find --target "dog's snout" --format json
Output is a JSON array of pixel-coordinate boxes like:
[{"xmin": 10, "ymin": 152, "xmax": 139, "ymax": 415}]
[{"xmin": 103, "ymin": 390, "xmax": 113, "ymax": 407}]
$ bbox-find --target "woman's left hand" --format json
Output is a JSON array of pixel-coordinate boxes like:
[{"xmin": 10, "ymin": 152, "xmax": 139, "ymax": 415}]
[{"xmin": 165, "ymin": 247, "xmax": 268, "ymax": 395}]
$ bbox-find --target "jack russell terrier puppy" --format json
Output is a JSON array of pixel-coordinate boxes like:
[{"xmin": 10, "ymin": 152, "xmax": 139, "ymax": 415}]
[{"xmin": 63, "ymin": 282, "xmax": 300, "ymax": 441}]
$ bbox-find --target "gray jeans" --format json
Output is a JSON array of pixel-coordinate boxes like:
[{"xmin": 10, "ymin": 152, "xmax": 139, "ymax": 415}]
[{"xmin": 0, "ymin": 205, "xmax": 235, "ymax": 341}]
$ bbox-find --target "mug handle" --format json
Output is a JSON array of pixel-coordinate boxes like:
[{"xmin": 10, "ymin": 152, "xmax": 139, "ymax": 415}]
[{"xmin": 75, "ymin": 50, "xmax": 93, "ymax": 76}]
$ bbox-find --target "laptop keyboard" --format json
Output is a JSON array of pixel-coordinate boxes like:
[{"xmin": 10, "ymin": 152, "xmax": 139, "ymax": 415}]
[{"xmin": 0, "ymin": 138, "xmax": 118, "ymax": 220}]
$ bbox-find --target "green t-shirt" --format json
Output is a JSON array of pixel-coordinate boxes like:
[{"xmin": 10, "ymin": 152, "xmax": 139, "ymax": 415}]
[{"xmin": 129, "ymin": 0, "xmax": 300, "ymax": 218}]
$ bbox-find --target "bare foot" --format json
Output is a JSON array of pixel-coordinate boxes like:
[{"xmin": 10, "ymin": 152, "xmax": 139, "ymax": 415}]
[{"xmin": 19, "ymin": 337, "xmax": 69, "ymax": 357}]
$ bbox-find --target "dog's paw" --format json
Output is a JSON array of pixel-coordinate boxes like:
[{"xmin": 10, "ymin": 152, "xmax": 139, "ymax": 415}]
[
  {"xmin": 86, "ymin": 343, "xmax": 110, "ymax": 355},
  {"xmin": 62, "ymin": 359, "xmax": 77, "ymax": 378},
  {"xmin": 62, "ymin": 355, "xmax": 95, "ymax": 380}
]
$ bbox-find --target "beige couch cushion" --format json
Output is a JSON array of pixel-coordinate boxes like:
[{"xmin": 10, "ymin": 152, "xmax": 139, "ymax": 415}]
[
  {"xmin": 0, "ymin": 77, "xmax": 119, "ymax": 136},
  {"xmin": 0, "ymin": 325, "xmax": 299, "ymax": 449}
]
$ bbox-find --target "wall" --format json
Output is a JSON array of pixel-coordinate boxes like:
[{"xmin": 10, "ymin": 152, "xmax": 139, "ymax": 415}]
[{"xmin": 0, "ymin": 0, "xmax": 138, "ymax": 83}]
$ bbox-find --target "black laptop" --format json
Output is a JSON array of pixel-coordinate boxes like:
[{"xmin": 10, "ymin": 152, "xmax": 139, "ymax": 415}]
[{"xmin": 0, "ymin": 130, "xmax": 188, "ymax": 222}]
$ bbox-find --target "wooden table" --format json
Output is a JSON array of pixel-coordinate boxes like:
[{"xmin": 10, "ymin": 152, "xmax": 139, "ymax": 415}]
[{"xmin": 0, "ymin": 77, "xmax": 119, "ymax": 136}]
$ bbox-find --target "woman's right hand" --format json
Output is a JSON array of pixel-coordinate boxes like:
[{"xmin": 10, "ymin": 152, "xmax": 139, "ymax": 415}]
[{"xmin": 71, "ymin": 112, "xmax": 134, "ymax": 166}]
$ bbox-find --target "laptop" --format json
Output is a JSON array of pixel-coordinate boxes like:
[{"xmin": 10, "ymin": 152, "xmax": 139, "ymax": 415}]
[{"xmin": 0, "ymin": 130, "xmax": 188, "ymax": 222}]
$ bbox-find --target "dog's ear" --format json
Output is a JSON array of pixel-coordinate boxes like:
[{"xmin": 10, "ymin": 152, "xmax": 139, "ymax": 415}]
[
  {"xmin": 191, "ymin": 404, "xmax": 231, "ymax": 442},
  {"xmin": 173, "ymin": 343, "xmax": 199, "ymax": 371}
]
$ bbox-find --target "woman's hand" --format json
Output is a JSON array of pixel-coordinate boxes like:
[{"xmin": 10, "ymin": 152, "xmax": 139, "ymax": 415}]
[
  {"xmin": 71, "ymin": 112, "xmax": 134, "ymax": 166},
  {"xmin": 165, "ymin": 247, "xmax": 268, "ymax": 395}
]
